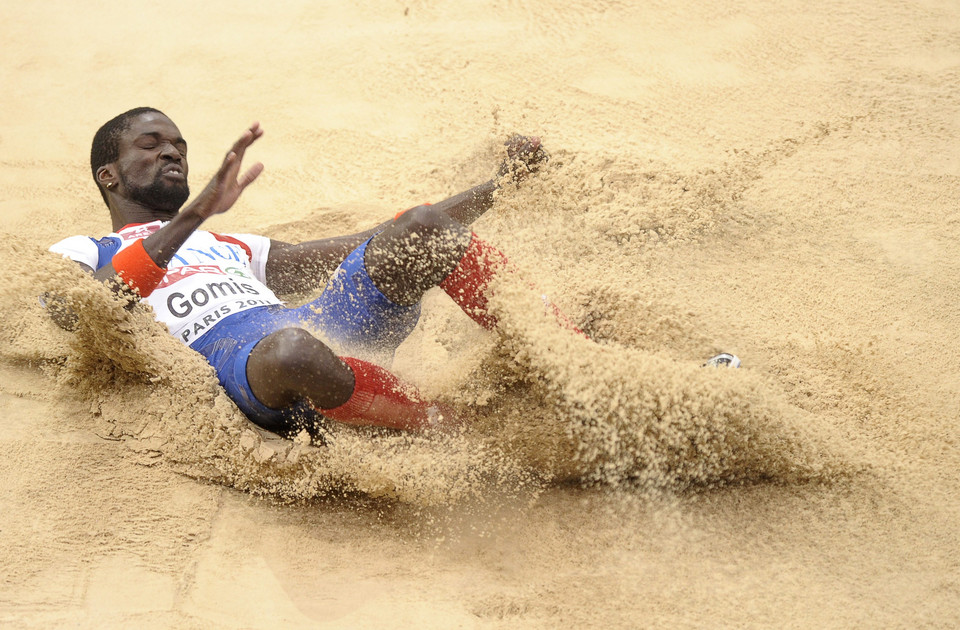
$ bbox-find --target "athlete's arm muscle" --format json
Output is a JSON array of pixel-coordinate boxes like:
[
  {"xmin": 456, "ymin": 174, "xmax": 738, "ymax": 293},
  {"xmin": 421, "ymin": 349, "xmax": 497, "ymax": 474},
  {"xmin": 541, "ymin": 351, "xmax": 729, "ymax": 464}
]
[
  {"xmin": 264, "ymin": 178, "xmax": 500, "ymax": 295},
  {"xmin": 252, "ymin": 134, "xmax": 549, "ymax": 296},
  {"xmin": 265, "ymin": 228, "xmax": 385, "ymax": 295}
]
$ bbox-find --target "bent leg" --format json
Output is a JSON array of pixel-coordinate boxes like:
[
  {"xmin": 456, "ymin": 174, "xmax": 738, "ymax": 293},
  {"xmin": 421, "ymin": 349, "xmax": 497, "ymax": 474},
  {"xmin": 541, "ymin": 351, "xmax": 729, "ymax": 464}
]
[
  {"xmin": 296, "ymin": 238, "xmax": 422, "ymax": 363},
  {"xmin": 365, "ymin": 205, "xmax": 584, "ymax": 335},
  {"xmin": 246, "ymin": 327, "xmax": 354, "ymax": 410},
  {"xmin": 318, "ymin": 356, "xmax": 455, "ymax": 431},
  {"xmin": 364, "ymin": 205, "xmax": 473, "ymax": 306},
  {"xmin": 246, "ymin": 327, "xmax": 454, "ymax": 431}
]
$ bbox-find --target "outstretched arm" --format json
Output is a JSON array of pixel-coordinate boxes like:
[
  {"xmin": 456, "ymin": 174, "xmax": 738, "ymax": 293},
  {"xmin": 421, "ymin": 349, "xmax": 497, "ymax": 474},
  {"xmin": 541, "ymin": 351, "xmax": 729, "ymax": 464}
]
[
  {"xmin": 264, "ymin": 135, "xmax": 547, "ymax": 295},
  {"xmin": 433, "ymin": 134, "xmax": 547, "ymax": 224}
]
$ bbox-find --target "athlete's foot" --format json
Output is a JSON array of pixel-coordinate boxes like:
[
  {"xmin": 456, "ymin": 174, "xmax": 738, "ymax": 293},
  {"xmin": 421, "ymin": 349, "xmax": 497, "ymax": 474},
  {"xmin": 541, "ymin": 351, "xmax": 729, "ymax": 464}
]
[{"xmin": 702, "ymin": 353, "xmax": 741, "ymax": 368}]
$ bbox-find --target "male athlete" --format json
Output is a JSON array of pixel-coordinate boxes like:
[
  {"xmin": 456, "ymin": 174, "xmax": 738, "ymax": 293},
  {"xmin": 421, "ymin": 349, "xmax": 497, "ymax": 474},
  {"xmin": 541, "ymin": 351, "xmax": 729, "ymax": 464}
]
[{"xmin": 50, "ymin": 107, "xmax": 574, "ymax": 436}]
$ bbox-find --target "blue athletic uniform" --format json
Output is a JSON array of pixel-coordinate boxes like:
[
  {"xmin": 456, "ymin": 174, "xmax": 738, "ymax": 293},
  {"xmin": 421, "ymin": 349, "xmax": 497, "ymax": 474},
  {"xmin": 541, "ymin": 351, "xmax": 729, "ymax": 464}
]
[
  {"xmin": 51, "ymin": 224, "xmax": 420, "ymax": 433},
  {"xmin": 194, "ymin": 238, "xmax": 420, "ymax": 432}
]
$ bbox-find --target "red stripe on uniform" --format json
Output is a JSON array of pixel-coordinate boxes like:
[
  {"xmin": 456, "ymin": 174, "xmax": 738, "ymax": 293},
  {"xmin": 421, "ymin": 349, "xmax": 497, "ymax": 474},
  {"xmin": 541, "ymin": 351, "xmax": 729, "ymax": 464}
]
[{"xmin": 211, "ymin": 233, "xmax": 253, "ymax": 262}]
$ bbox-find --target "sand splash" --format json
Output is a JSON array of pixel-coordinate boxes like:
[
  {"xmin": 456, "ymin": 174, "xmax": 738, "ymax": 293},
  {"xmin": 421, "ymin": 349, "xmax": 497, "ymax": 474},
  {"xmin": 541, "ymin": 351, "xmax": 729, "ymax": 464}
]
[{"xmin": 0, "ymin": 144, "xmax": 860, "ymax": 507}]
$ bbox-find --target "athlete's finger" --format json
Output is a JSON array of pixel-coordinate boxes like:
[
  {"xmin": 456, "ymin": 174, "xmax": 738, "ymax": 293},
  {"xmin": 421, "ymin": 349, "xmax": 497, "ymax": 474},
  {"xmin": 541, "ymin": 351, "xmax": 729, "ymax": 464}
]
[
  {"xmin": 237, "ymin": 123, "xmax": 263, "ymax": 149},
  {"xmin": 226, "ymin": 124, "xmax": 262, "ymax": 175},
  {"xmin": 518, "ymin": 137, "xmax": 541, "ymax": 156},
  {"xmin": 219, "ymin": 150, "xmax": 237, "ymax": 173},
  {"xmin": 226, "ymin": 124, "xmax": 258, "ymax": 160},
  {"xmin": 238, "ymin": 163, "xmax": 264, "ymax": 190},
  {"xmin": 506, "ymin": 135, "xmax": 538, "ymax": 159},
  {"xmin": 217, "ymin": 151, "xmax": 239, "ymax": 182},
  {"xmin": 228, "ymin": 131, "xmax": 253, "ymax": 162}
]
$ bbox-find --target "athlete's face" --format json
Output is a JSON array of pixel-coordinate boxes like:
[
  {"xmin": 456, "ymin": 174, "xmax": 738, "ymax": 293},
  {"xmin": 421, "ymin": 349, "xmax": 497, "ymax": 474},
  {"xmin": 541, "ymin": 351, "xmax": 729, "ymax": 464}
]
[{"xmin": 114, "ymin": 112, "xmax": 190, "ymax": 213}]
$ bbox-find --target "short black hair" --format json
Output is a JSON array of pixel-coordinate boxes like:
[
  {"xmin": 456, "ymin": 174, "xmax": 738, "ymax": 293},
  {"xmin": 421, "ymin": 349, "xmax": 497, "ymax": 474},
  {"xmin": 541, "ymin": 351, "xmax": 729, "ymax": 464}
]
[{"xmin": 90, "ymin": 107, "xmax": 166, "ymax": 205}]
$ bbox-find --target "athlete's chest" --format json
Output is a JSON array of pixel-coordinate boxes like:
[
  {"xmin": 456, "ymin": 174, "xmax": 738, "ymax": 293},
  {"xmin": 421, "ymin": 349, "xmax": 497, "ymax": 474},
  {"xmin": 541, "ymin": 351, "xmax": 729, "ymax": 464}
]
[
  {"xmin": 167, "ymin": 236, "xmax": 251, "ymax": 270},
  {"xmin": 114, "ymin": 225, "xmax": 252, "ymax": 271}
]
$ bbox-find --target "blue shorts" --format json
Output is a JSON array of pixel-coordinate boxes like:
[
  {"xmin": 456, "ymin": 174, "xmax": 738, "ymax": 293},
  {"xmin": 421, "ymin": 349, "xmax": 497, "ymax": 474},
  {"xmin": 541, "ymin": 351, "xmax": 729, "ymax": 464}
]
[{"xmin": 193, "ymin": 238, "xmax": 421, "ymax": 433}]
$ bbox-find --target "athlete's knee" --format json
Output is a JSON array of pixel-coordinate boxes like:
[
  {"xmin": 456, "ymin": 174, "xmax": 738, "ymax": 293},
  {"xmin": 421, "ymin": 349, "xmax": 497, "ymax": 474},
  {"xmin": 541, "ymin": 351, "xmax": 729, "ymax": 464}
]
[
  {"xmin": 365, "ymin": 205, "xmax": 472, "ymax": 304},
  {"xmin": 394, "ymin": 204, "xmax": 445, "ymax": 230},
  {"xmin": 253, "ymin": 328, "xmax": 349, "ymax": 394},
  {"xmin": 260, "ymin": 327, "xmax": 340, "ymax": 374},
  {"xmin": 391, "ymin": 204, "xmax": 467, "ymax": 245},
  {"xmin": 248, "ymin": 327, "xmax": 354, "ymax": 409}
]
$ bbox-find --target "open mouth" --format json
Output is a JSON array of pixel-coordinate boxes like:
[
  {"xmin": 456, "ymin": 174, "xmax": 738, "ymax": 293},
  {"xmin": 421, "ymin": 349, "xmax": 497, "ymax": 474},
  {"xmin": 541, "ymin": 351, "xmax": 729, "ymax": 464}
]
[{"xmin": 161, "ymin": 165, "xmax": 185, "ymax": 180}]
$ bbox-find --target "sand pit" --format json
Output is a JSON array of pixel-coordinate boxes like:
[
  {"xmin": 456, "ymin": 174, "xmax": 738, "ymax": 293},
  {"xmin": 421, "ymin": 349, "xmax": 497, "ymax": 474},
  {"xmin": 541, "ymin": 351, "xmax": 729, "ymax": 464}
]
[{"xmin": 1, "ymin": 1, "xmax": 958, "ymax": 627}]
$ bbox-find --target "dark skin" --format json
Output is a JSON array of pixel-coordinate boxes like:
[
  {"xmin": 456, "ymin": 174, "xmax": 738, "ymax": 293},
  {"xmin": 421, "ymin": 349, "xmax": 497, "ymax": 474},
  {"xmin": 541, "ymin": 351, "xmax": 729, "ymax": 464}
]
[{"xmin": 82, "ymin": 112, "xmax": 546, "ymax": 418}]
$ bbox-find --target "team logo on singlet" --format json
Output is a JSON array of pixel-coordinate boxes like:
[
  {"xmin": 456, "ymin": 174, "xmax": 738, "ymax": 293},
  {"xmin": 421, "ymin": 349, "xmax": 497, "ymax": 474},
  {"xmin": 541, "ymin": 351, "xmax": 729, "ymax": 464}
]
[
  {"xmin": 161, "ymin": 266, "xmax": 263, "ymax": 317},
  {"xmin": 119, "ymin": 224, "xmax": 162, "ymax": 241}
]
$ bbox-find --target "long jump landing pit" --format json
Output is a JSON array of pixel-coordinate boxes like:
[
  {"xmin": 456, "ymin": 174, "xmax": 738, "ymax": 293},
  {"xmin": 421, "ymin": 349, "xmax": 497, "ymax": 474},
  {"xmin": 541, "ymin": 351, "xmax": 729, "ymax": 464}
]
[{"xmin": 1, "ymin": 2, "xmax": 958, "ymax": 628}]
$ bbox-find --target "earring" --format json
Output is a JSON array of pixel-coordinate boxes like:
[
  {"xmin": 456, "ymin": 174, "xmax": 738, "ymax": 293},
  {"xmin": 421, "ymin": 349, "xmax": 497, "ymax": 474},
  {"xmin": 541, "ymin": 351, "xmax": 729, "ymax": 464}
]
[{"xmin": 106, "ymin": 182, "xmax": 115, "ymax": 189}]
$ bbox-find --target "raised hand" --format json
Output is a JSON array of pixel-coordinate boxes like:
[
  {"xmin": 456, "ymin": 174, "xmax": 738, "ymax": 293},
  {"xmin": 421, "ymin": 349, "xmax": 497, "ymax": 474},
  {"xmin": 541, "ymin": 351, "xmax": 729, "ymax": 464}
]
[
  {"xmin": 191, "ymin": 123, "xmax": 265, "ymax": 220},
  {"xmin": 497, "ymin": 134, "xmax": 549, "ymax": 183}
]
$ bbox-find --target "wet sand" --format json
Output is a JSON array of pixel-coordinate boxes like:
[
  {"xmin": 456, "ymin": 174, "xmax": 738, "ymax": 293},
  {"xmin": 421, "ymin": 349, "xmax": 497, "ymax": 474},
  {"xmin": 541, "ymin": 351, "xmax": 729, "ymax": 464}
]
[{"xmin": 1, "ymin": 1, "xmax": 958, "ymax": 628}]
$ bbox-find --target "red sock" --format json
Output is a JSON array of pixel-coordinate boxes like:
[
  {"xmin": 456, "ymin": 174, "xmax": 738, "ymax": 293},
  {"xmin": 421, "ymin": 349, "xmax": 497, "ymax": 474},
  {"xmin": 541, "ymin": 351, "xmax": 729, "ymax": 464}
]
[
  {"xmin": 318, "ymin": 357, "xmax": 453, "ymax": 431},
  {"xmin": 440, "ymin": 234, "xmax": 587, "ymax": 336},
  {"xmin": 439, "ymin": 235, "xmax": 508, "ymax": 330}
]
